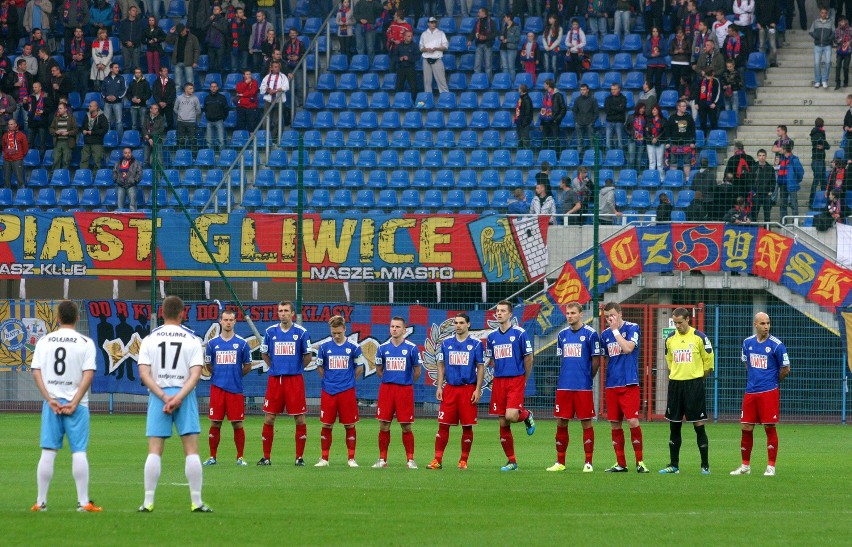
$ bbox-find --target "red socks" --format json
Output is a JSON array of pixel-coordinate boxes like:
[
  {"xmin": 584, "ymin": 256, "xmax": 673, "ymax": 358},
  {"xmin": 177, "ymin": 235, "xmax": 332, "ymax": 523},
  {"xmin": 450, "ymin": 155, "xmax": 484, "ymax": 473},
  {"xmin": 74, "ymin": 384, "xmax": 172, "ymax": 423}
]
[
  {"xmin": 234, "ymin": 427, "xmax": 245, "ymax": 459},
  {"xmin": 740, "ymin": 429, "xmax": 754, "ymax": 465},
  {"xmin": 378, "ymin": 430, "xmax": 390, "ymax": 460},
  {"xmin": 295, "ymin": 424, "xmax": 307, "ymax": 459},
  {"xmin": 208, "ymin": 426, "xmax": 220, "ymax": 458},
  {"xmin": 320, "ymin": 427, "xmax": 332, "ymax": 459},
  {"xmin": 262, "ymin": 423, "xmax": 274, "ymax": 459},
  {"xmin": 766, "ymin": 427, "xmax": 778, "ymax": 466},
  {"xmin": 434, "ymin": 423, "xmax": 450, "ymax": 461},
  {"xmin": 611, "ymin": 428, "xmax": 626, "ymax": 467},
  {"xmin": 519, "ymin": 408, "xmax": 530, "ymax": 422},
  {"xmin": 500, "ymin": 425, "xmax": 516, "ymax": 463},
  {"xmin": 582, "ymin": 426, "xmax": 594, "ymax": 464},
  {"xmin": 555, "ymin": 426, "xmax": 569, "ymax": 465},
  {"xmin": 460, "ymin": 426, "xmax": 473, "ymax": 462},
  {"xmin": 630, "ymin": 426, "xmax": 643, "ymax": 463},
  {"xmin": 402, "ymin": 430, "xmax": 415, "ymax": 460},
  {"xmin": 345, "ymin": 427, "xmax": 356, "ymax": 459}
]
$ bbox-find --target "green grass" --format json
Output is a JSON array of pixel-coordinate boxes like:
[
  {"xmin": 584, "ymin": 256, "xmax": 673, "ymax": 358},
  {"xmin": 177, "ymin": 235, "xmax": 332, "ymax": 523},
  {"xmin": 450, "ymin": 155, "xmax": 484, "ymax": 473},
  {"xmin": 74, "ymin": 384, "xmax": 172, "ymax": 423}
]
[{"xmin": 2, "ymin": 414, "xmax": 849, "ymax": 546}]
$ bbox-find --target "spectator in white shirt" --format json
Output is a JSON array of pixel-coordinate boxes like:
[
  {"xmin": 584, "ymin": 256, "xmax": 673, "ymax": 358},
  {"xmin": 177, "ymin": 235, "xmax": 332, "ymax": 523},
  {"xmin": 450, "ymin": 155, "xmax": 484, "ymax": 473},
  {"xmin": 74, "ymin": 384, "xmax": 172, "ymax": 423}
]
[{"xmin": 419, "ymin": 17, "xmax": 449, "ymax": 94}]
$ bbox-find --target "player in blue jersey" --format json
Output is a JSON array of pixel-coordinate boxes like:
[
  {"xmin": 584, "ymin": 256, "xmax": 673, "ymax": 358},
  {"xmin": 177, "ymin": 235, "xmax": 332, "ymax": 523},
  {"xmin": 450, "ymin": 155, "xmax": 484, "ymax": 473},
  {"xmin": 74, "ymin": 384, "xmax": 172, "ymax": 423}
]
[
  {"xmin": 731, "ymin": 312, "xmax": 790, "ymax": 477},
  {"xmin": 599, "ymin": 301, "xmax": 648, "ymax": 473},
  {"xmin": 427, "ymin": 313, "xmax": 485, "ymax": 470},
  {"xmin": 547, "ymin": 302, "xmax": 603, "ymax": 473},
  {"xmin": 31, "ymin": 300, "xmax": 101, "ymax": 513},
  {"xmin": 258, "ymin": 301, "xmax": 312, "ymax": 466},
  {"xmin": 138, "ymin": 295, "xmax": 210, "ymax": 513},
  {"xmin": 485, "ymin": 300, "xmax": 535, "ymax": 472},
  {"xmin": 315, "ymin": 315, "xmax": 364, "ymax": 468},
  {"xmin": 202, "ymin": 310, "xmax": 253, "ymax": 467},
  {"xmin": 373, "ymin": 316, "xmax": 422, "ymax": 469}
]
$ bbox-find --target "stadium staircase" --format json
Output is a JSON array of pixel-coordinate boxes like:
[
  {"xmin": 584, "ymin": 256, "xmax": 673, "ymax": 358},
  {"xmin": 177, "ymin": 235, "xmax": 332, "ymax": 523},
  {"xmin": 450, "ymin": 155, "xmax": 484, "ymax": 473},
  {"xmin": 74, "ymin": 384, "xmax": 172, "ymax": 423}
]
[{"xmin": 735, "ymin": 28, "xmax": 849, "ymax": 221}]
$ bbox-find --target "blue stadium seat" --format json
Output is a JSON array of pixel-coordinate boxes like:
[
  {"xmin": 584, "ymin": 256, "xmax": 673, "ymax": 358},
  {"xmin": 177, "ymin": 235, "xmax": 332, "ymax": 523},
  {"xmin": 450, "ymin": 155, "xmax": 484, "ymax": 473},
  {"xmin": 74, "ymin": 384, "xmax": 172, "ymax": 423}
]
[
  {"xmin": 376, "ymin": 189, "xmax": 398, "ymax": 209},
  {"xmin": 378, "ymin": 150, "xmax": 399, "ymax": 168},
  {"xmin": 389, "ymin": 170, "xmax": 410, "ymax": 188},
  {"xmin": 747, "ymin": 52, "xmax": 767, "ymax": 70},
  {"xmin": 653, "ymin": 190, "xmax": 674, "ymax": 208},
  {"xmin": 400, "ymin": 189, "xmax": 421, "ymax": 209},
  {"xmin": 423, "ymin": 150, "xmax": 444, "ymax": 168},
  {"xmin": 315, "ymin": 73, "xmax": 336, "ymax": 92},
  {"xmin": 604, "ymin": 149, "xmax": 625, "ymax": 167},
  {"xmin": 491, "ymin": 149, "xmax": 512, "ymax": 167},
  {"xmin": 658, "ymin": 89, "xmax": 679, "ymax": 108},
  {"xmin": 639, "ymin": 170, "xmax": 661, "ymax": 188},
  {"xmin": 414, "ymin": 92, "xmax": 435, "ymax": 110},
  {"xmin": 458, "ymin": 130, "xmax": 479, "ymax": 149},
  {"xmin": 675, "ymin": 189, "xmax": 695, "ymax": 208},
  {"xmin": 413, "ymin": 130, "xmax": 434, "ymax": 148},
  {"xmin": 368, "ymin": 130, "xmax": 389, "ymax": 148},
  {"xmin": 355, "ymin": 73, "xmax": 377, "ymax": 91},
  {"xmin": 469, "ymin": 149, "xmax": 490, "ymax": 168},
  {"xmin": 71, "ymin": 169, "xmax": 93, "ymax": 188},
  {"xmin": 434, "ymin": 170, "xmax": 454, "ymax": 188},
  {"xmin": 399, "ymin": 150, "xmax": 420, "ymax": 169},
  {"xmin": 328, "ymin": 54, "xmax": 349, "ymax": 72},
  {"xmin": 457, "ymin": 169, "xmax": 478, "ymax": 188},
  {"xmin": 422, "ymin": 189, "xmax": 444, "ymax": 209},
  {"xmin": 629, "ymin": 189, "xmax": 651, "ymax": 209},
  {"xmin": 333, "ymin": 73, "xmax": 356, "ymax": 91},
  {"xmin": 490, "ymin": 72, "xmax": 512, "ymax": 90},
  {"xmin": 459, "ymin": 16, "xmax": 476, "ymax": 34},
  {"xmin": 699, "ymin": 149, "xmax": 718, "ymax": 167},
  {"xmin": 717, "ymin": 110, "xmax": 738, "ymax": 128},
  {"xmin": 240, "ymin": 188, "xmax": 263, "ymax": 209},
  {"xmin": 425, "ymin": 111, "xmax": 445, "ymax": 129},
  {"xmin": 50, "ymin": 169, "xmax": 71, "ymax": 187},
  {"xmin": 357, "ymin": 150, "xmax": 378, "ymax": 168},
  {"xmin": 622, "ymin": 34, "xmax": 642, "ymax": 52},
  {"xmin": 254, "ymin": 169, "xmax": 276, "ymax": 188},
  {"xmin": 663, "ymin": 170, "xmax": 684, "ymax": 188},
  {"xmin": 333, "ymin": 150, "xmax": 355, "ymax": 168},
  {"xmin": 195, "ymin": 148, "xmax": 215, "ymax": 167},
  {"xmin": 491, "ymin": 111, "xmax": 513, "ymax": 128},
  {"xmin": 35, "ymin": 188, "xmax": 56, "ymax": 207},
  {"xmin": 311, "ymin": 149, "xmax": 332, "ymax": 168},
  {"xmin": 357, "ymin": 111, "xmax": 378, "ymax": 129},
  {"xmin": 276, "ymin": 170, "xmax": 296, "ymax": 189},
  {"xmin": 393, "ymin": 92, "xmax": 413, "ymax": 110},
  {"xmin": 381, "ymin": 73, "xmax": 397, "ymax": 90},
  {"xmin": 446, "ymin": 150, "xmax": 466, "ymax": 168},
  {"xmin": 584, "ymin": 34, "xmax": 599, "ymax": 52},
  {"xmin": 446, "ymin": 111, "xmax": 467, "ymax": 129},
  {"xmin": 514, "ymin": 73, "xmax": 533, "ymax": 89},
  {"xmin": 371, "ymin": 54, "xmax": 390, "ymax": 72},
  {"xmin": 402, "ymin": 111, "xmax": 423, "ymax": 129},
  {"xmin": 535, "ymin": 72, "xmax": 555, "ymax": 90},
  {"xmin": 623, "ymin": 71, "xmax": 645, "ymax": 90},
  {"xmin": 602, "ymin": 71, "xmax": 622, "ymax": 88},
  {"xmin": 514, "ymin": 149, "xmax": 534, "ymax": 168},
  {"xmin": 436, "ymin": 92, "xmax": 457, "ymax": 110},
  {"xmin": 379, "ymin": 111, "xmax": 401, "ymax": 129},
  {"xmin": 189, "ymin": 188, "xmax": 211, "ymax": 208},
  {"xmin": 308, "ymin": 189, "xmax": 331, "ymax": 208},
  {"xmin": 468, "ymin": 111, "xmax": 488, "ymax": 129},
  {"xmin": 601, "ymin": 33, "xmax": 621, "ymax": 52},
  {"xmin": 389, "ymin": 130, "xmax": 411, "ymax": 149},
  {"xmin": 412, "ymin": 170, "xmax": 432, "ymax": 188},
  {"xmin": 614, "ymin": 189, "xmax": 628, "ymax": 208},
  {"xmin": 445, "ymin": 190, "xmax": 467, "ymax": 209},
  {"xmin": 491, "ymin": 189, "xmax": 511, "ymax": 208},
  {"xmin": 291, "ymin": 110, "xmax": 313, "ymax": 129},
  {"xmin": 580, "ymin": 71, "xmax": 600, "ymax": 90},
  {"xmin": 343, "ymin": 169, "xmax": 364, "ymax": 188},
  {"xmin": 538, "ymin": 149, "xmax": 558, "ymax": 166},
  {"xmin": 349, "ymin": 54, "xmax": 370, "ymax": 72},
  {"xmin": 617, "ymin": 169, "xmax": 639, "ymax": 187},
  {"xmin": 330, "ymin": 189, "xmax": 353, "ymax": 208},
  {"xmin": 170, "ymin": 148, "xmax": 193, "ymax": 167},
  {"xmin": 558, "ymin": 149, "xmax": 580, "ymax": 167},
  {"xmin": 557, "ymin": 72, "xmax": 578, "ymax": 90},
  {"xmin": 503, "ymin": 169, "xmax": 524, "ymax": 188},
  {"xmin": 581, "ymin": 149, "xmax": 597, "ymax": 167},
  {"xmin": 523, "ymin": 16, "xmax": 543, "ymax": 33},
  {"xmin": 448, "ymin": 35, "xmax": 468, "ymax": 52},
  {"xmin": 449, "ymin": 73, "xmax": 468, "ymax": 91},
  {"xmin": 80, "ymin": 188, "xmax": 101, "ymax": 208},
  {"xmin": 480, "ymin": 130, "xmax": 502, "ymax": 148},
  {"xmin": 370, "ymin": 91, "xmax": 390, "ymax": 110},
  {"xmin": 612, "ymin": 53, "xmax": 633, "ymax": 71}
]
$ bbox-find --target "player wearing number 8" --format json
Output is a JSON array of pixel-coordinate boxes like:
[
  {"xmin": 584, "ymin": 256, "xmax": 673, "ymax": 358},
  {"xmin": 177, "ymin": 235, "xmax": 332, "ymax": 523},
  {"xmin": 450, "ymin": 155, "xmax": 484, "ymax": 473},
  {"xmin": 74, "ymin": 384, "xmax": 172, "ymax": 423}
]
[
  {"xmin": 31, "ymin": 300, "xmax": 101, "ymax": 513},
  {"xmin": 660, "ymin": 308, "xmax": 714, "ymax": 475},
  {"xmin": 137, "ymin": 295, "xmax": 211, "ymax": 513},
  {"xmin": 427, "ymin": 313, "xmax": 485, "ymax": 470},
  {"xmin": 315, "ymin": 315, "xmax": 364, "ymax": 468}
]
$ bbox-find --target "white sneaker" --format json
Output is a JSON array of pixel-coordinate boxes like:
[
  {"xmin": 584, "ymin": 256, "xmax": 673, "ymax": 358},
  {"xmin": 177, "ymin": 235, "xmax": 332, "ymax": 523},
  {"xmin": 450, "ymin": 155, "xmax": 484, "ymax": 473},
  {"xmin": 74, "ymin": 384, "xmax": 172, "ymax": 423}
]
[
  {"xmin": 314, "ymin": 459, "xmax": 329, "ymax": 467},
  {"xmin": 730, "ymin": 464, "xmax": 751, "ymax": 475},
  {"xmin": 372, "ymin": 459, "xmax": 387, "ymax": 468},
  {"xmin": 407, "ymin": 459, "xmax": 418, "ymax": 469},
  {"xmin": 583, "ymin": 462, "xmax": 594, "ymax": 473},
  {"xmin": 764, "ymin": 465, "xmax": 776, "ymax": 476},
  {"xmin": 347, "ymin": 458, "xmax": 359, "ymax": 468},
  {"xmin": 814, "ymin": 82, "xmax": 822, "ymax": 88},
  {"xmin": 823, "ymin": 82, "xmax": 829, "ymax": 88}
]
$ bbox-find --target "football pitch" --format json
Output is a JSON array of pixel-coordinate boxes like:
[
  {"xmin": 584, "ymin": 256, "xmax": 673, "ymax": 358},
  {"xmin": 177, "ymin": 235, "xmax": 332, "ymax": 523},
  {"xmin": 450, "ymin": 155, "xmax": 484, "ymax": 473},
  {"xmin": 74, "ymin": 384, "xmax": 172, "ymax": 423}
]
[{"xmin": 2, "ymin": 414, "xmax": 849, "ymax": 546}]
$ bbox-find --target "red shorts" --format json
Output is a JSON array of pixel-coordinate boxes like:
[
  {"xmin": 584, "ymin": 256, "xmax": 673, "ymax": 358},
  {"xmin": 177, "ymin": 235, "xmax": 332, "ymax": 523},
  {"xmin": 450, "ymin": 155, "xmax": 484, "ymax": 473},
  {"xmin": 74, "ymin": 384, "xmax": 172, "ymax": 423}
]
[
  {"xmin": 554, "ymin": 390, "xmax": 596, "ymax": 420},
  {"xmin": 489, "ymin": 376, "xmax": 526, "ymax": 416},
  {"xmin": 320, "ymin": 388, "xmax": 359, "ymax": 426},
  {"xmin": 263, "ymin": 374, "xmax": 307, "ymax": 416},
  {"xmin": 376, "ymin": 383, "xmax": 415, "ymax": 424},
  {"xmin": 208, "ymin": 385, "xmax": 245, "ymax": 422},
  {"xmin": 741, "ymin": 388, "xmax": 780, "ymax": 425},
  {"xmin": 438, "ymin": 384, "xmax": 479, "ymax": 426},
  {"xmin": 605, "ymin": 385, "xmax": 640, "ymax": 421}
]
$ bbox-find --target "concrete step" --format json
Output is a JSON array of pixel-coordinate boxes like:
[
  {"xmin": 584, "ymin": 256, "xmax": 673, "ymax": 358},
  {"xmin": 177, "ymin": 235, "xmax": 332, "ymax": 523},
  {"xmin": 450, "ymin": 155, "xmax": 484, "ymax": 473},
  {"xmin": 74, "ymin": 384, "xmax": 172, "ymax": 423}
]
[{"xmin": 751, "ymin": 96, "xmax": 847, "ymax": 106}]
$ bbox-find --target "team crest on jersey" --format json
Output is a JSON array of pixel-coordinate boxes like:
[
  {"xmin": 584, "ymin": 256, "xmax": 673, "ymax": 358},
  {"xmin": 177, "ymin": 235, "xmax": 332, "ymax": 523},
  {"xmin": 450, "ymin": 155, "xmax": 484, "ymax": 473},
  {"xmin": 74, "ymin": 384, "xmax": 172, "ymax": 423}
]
[
  {"xmin": 402, "ymin": 349, "xmax": 408, "ymax": 355},
  {"xmin": 580, "ymin": 336, "xmax": 585, "ymax": 341},
  {"xmin": 345, "ymin": 348, "xmax": 351, "ymax": 354},
  {"xmin": 233, "ymin": 343, "xmax": 239, "ymax": 349},
  {"xmin": 293, "ymin": 335, "xmax": 298, "ymax": 340},
  {"xmin": 509, "ymin": 336, "xmax": 515, "ymax": 342},
  {"xmin": 765, "ymin": 347, "xmax": 770, "ymax": 353},
  {"xmin": 467, "ymin": 345, "xmax": 472, "ymax": 350}
]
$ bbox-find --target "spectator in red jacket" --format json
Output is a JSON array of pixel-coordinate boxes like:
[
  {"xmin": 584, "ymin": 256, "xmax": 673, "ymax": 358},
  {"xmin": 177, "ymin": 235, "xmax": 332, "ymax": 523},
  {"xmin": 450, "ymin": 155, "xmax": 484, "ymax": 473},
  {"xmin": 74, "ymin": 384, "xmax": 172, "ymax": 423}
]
[
  {"xmin": 2, "ymin": 117, "xmax": 26, "ymax": 189},
  {"xmin": 235, "ymin": 69, "xmax": 259, "ymax": 131}
]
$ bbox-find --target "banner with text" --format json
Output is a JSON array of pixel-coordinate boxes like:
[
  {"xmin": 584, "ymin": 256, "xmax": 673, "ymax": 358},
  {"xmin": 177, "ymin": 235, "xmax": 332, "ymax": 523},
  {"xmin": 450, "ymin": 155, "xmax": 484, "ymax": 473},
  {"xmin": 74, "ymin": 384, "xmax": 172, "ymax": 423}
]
[
  {"xmin": 0, "ymin": 212, "xmax": 549, "ymax": 283},
  {"xmin": 551, "ymin": 224, "xmax": 852, "ymax": 311},
  {"xmin": 87, "ymin": 300, "xmax": 552, "ymax": 401}
]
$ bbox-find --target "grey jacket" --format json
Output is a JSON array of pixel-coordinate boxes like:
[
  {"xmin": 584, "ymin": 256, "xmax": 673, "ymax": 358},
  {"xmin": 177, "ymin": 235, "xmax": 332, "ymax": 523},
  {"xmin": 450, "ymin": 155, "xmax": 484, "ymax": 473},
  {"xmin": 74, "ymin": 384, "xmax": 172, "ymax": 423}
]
[
  {"xmin": 810, "ymin": 17, "xmax": 834, "ymax": 47},
  {"xmin": 173, "ymin": 93, "xmax": 201, "ymax": 122},
  {"xmin": 572, "ymin": 93, "xmax": 599, "ymax": 126},
  {"xmin": 113, "ymin": 157, "xmax": 142, "ymax": 188}
]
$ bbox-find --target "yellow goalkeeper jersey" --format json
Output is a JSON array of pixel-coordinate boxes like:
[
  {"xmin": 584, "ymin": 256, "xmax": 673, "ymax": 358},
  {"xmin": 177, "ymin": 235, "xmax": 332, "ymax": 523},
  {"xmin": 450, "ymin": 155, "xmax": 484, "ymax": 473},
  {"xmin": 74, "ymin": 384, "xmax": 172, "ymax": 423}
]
[{"xmin": 664, "ymin": 327, "xmax": 714, "ymax": 380}]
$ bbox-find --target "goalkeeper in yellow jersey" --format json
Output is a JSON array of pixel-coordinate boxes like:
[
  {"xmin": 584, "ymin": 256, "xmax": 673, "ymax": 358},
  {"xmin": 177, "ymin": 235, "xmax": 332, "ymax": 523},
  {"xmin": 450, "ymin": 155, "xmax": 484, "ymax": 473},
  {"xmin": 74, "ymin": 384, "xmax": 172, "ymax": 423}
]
[{"xmin": 659, "ymin": 307, "xmax": 714, "ymax": 475}]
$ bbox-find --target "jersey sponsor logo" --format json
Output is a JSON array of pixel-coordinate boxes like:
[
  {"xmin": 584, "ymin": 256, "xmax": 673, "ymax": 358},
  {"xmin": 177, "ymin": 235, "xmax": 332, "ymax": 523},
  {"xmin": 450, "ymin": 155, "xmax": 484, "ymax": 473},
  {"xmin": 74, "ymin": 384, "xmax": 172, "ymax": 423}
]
[
  {"xmin": 448, "ymin": 351, "xmax": 470, "ymax": 366},
  {"xmin": 562, "ymin": 343, "xmax": 583, "ymax": 358},
  {"xmin": 385, "ymin": 356, "xmax": 407, "ymax": 371},
  {"xmin": 750, "ymin": 354, "xmax": 768, "ymax": 369},
  {"xmin": 673, "ymin": 348, "xmax": 692, "ymax": 364},
  {"xmin": 492, "ymin": 344, "xmax": 513, "ymax": 360},
  {"xmin": 274, "ymin": 341, "xmax": 296, "ymax": 356},
  {"xmin": 328, "ymin": 355, "xmax": 349, "ymax": 370},
  {"xmin": 215, "ymin": 350, "xmax": 238, "ymax": 365},
  {"xmin": 607, "ymin": 342, "xmax": 622, "ymax": 357}
]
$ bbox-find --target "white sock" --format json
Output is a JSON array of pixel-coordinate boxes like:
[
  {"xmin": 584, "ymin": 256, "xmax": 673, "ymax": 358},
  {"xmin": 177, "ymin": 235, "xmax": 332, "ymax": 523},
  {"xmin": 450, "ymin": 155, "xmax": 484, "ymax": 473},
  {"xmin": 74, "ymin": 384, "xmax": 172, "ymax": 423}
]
[
  {"xmin": 71, "ymin": 452, "xmax": 89, "ymax": 506},
  {"xmin": 185, "ymin": 454, "xmax": 203, "ymax": 507},
  {"xmin": 143, "ymin": 454, "xmax": 161, "ymax": 507},
  {"xmin": 36, "ymin": 449, "xmax": 57, "ymax": 505}
]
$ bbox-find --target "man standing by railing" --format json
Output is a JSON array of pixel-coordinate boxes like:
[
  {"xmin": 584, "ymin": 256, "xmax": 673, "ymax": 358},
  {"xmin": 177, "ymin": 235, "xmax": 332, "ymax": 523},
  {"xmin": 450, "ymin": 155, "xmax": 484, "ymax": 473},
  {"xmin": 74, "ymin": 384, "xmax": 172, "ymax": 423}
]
[{"xmin": 259, "ymin": 60, "xmax": 289, "ymax": 136}]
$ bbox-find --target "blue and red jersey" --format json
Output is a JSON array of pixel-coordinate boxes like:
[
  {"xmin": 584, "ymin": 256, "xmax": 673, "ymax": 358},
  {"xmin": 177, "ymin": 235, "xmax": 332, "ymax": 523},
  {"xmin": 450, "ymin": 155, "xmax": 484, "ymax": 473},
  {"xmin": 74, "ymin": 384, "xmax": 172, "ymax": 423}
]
[
  {"xmin": 375, "ymin": 339, "xmax": 421, "ymax": 385},
  {"xmin": 486, "ymin": 325, "xmax": 533, "ymax": 378},
  {"xmin": 600, "ymin": 321, "xmax": 641, "ymax": 388},
  {"xmin": 317, "ymin": 339, "xmax": 363, "ymax": 395},
  {"xmin": 556, "ymin": 324, "xmax": 603, "ymax": 391},
  {"xmin": 741, "ymin": 335, "xmax": 790, "ymax": 393},
  {"xmin": 261, "ymin": 323, "xmax": 311, "ymax": 376},
  {"xmin": 437, "ymin": 336, "xmax": 484, "ymax": 386},
  {"xmin": 205, "ymin": 334, "xmax": 253, "ymax": 394}
]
